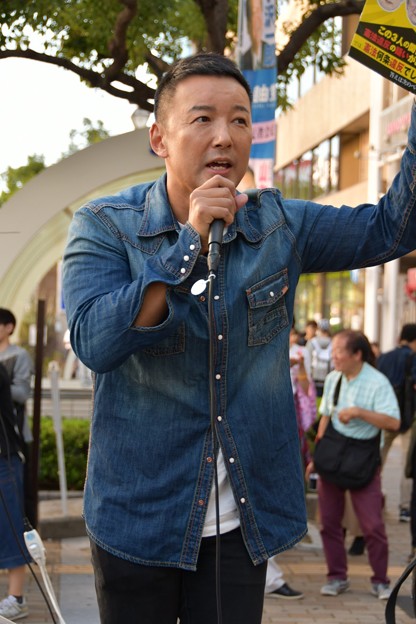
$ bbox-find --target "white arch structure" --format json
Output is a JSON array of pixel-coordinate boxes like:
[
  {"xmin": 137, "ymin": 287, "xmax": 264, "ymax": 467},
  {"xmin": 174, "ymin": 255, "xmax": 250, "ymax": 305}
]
[{"xmin": 0, "ymin": 129, "xmax": 165, "ymax": 324}]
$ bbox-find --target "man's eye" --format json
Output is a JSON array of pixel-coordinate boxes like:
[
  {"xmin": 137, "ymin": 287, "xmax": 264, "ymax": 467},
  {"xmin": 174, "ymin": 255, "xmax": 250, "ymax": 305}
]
[
  {"xmin": 234, "ymin": 117, "xmax": 248, "ymax": 125},
  {"xmin": 194, "ymin": 116, "xmax": 210, "ymax": 123}
]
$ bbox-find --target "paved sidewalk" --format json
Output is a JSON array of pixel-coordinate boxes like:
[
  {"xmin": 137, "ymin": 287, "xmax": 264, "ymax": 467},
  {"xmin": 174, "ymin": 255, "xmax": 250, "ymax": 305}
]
[{"xmin": 0, "ymin": 435, "xmax": 414, "ymax": 623}]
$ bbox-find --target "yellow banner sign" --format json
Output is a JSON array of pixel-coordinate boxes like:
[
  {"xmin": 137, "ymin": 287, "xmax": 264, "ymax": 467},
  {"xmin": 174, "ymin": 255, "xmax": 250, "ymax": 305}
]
[{"xmin": 349, "ymin": 0, "xmax": 416, "ymax": 94}]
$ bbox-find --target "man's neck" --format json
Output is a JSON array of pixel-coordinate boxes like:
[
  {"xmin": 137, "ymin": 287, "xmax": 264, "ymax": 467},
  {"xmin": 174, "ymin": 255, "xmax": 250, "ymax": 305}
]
[
  {"xmin": 345, "ymin": 361, "xmax": 364, "ymax": 381},
  {"xmin": 165, "ymin": 179, "xmax": 190, "ymax": 225},
  {"xmin": 399, "ymin": 340, "xmax": 416, "ymax": 352}
]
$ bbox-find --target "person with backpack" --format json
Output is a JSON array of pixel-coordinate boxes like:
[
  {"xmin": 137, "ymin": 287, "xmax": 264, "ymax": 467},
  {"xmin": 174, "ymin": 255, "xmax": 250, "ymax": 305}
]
[
  {"xmin": 307, "ymin": 319, "xmax": 333, "ymax": 397},
  {"xmin": 0, "ymin": 309, "xmax": 35, "ymax": 528},
  {"xmin": 377, "ymin": 324, "xmax": 416, "ymax": 523},
  {"xmin": 0, "ymin": 362, "xmax": 30, "ymax": 620}
]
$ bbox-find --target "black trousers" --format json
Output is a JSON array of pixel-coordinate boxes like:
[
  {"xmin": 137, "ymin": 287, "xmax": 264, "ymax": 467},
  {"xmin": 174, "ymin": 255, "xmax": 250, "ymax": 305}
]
[
  {"xmin": 411, "ymin": 478, "xmax": 416, "ymax": 548},
  {"xmin": 90, "ymin": 528, "xmax": 267, "ymax": 624}
]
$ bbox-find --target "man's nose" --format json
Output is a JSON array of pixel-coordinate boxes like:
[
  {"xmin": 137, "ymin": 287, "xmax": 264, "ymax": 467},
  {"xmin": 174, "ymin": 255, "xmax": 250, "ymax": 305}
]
[{"xmin": 212, "ymin": 121, "xmax": 232, "ymax": 147}]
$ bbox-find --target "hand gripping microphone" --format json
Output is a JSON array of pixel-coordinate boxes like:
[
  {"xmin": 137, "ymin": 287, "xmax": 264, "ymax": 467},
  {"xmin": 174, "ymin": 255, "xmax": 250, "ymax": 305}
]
[{"xmin": 207, "ymin": 219, "xmax": 225, "ymax": 273}]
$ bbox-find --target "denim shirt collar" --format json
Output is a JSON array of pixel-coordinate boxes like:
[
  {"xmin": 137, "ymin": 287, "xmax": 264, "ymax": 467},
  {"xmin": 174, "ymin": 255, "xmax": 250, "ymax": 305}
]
[{"xmin": 137, "ymin": 173, "xmax": 268, "ymax": 245}]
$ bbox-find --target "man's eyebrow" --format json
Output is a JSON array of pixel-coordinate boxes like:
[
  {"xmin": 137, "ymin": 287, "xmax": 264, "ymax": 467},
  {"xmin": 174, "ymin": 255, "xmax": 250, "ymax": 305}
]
[{"xmin": 187, "ymin": 104, "xmax": 251, "ymax": 114}]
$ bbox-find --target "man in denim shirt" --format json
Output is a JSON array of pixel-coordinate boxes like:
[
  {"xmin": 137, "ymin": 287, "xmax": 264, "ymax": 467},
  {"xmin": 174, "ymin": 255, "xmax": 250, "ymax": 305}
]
[{"xmin": 63, "ymin": 52, "xmax": 416, "ymax": 623}]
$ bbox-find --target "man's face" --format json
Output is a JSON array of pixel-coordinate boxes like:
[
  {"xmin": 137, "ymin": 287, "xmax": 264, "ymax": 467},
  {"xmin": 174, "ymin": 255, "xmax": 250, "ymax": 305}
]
[
  {"xmin": 305, "ymin": 325, "xmax": 316, "ymax": 340},
  {"xmin": 150, "ymin": 75, "xmax": 252, "ymax": 213},
  {"xmin": 377, "ymin": 0, "xmax": 402, "ymax": 10},
  {"xmin": 331, "ymin": 335, "xmax": 361, "ymax": 376},
  {"xmin": 407, "ymin": 0, "xmax": 416, "ymax": 24},
  {"xmin": 0, "ymin": 322, "xmax": 12, "ymax": 345}
]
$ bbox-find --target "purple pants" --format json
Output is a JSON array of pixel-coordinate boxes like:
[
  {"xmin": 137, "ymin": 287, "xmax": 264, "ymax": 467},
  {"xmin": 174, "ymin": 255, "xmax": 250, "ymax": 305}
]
[{"xmin": 318, "ymin": 469, "xmax": 389, "ymax": 585}]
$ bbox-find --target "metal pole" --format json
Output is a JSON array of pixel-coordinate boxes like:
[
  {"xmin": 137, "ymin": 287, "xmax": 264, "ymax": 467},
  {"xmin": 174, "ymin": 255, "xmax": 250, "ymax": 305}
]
[
  {"xmin": 31, "ymin": 299, "xmax": 46, "ymax": 529},
  {"xmin": 49, "ymin": 362, "xmax": 68, "ymax": 516}
]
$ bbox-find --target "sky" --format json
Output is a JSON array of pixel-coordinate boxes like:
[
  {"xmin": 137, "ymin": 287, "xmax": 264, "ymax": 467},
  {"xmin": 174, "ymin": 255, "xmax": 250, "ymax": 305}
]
[{"xmin": 0, "ymin": 57, "xmax": 141, "ymax": 182}]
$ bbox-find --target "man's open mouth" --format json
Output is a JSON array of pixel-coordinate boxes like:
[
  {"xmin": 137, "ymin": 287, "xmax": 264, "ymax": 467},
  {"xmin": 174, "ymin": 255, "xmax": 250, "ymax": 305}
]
[{"xmin": 207, "ymin": 161, "xmax": 231, "ymax": 170}]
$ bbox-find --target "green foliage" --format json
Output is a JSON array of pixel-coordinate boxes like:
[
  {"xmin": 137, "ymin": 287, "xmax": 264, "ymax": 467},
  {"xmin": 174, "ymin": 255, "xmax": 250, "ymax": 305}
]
[
  {"xmin": 61, "ymin": 117, "xmax": 111, "ymax": 157},
  {"xmin": 0, "ymin": 0, "xmax": 206, "ymax": 70},
  {"xmin": 0, "ymin": 0, "xmax": 353, "ymax": 112},
  {"xmin": 276, "ymin": 14, "xmax": 346, "ymax": 110},
  {"xmin": 0, "ymin": 155, "xmax": 45, "ymax": 206},
  {"xmin": 38, "ymin": 416, "xmax": 90, "ymax": 490},
  {"xmin": 0, "ymin": 118, "xmax": 110, "ymax": 206}
]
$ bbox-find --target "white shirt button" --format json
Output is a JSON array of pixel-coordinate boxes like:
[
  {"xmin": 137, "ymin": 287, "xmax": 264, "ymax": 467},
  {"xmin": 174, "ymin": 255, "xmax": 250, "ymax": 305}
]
[
  {"xmin": 214, "ymin": 295, "xmax": 220, "ymax": 300},
  {"xmin": 184, "ymin": 255, "xmax": 190, "ymax": 261},
  {"xmin": 215, "ymin": 374, "xmax": 221, "ymax": 380},
  {"xmin": 217, "ymin": 416, "xmax": 222, "ymax": 421},
  {"xmin": 229, "ymin": 457, "xmax": 235, "ymax": 464},
  {"xmin": 269, "ymin": 291, "xmax": 274, "ymax": 297},
  {"xmin": 218, "ymin": 335, "xmax": 223, "ymax": 341},
  {"xmin": 240, "ymin": 498, "xmax": 246, "ymax": 504},
  {"xmin": 190, "ymin": 244, "xmax": 195, "ymax": 250},
  {"xmin": 180, "ymin": 268, "xmax": 186, "ymax": 274}
]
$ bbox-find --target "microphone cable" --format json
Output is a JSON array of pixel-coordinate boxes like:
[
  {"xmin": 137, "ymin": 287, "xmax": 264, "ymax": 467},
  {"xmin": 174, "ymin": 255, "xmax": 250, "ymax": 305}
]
[{"xmin": 208, "ymin": 269, "xmax": 223, "ymax": 624}]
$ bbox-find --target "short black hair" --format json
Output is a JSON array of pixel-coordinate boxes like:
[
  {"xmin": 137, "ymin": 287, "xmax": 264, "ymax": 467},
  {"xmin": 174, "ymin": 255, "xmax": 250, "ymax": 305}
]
[
  {"xmin": 400, "ymin": 323, "xmax": 416, "ymax": 343},
  {"xmin": 0, "ymin": 308, "xmax": 16, "ymax": 331},
  {"xmin": 154, "ymin": 52, "xmax": 252, "ymax": 122}
]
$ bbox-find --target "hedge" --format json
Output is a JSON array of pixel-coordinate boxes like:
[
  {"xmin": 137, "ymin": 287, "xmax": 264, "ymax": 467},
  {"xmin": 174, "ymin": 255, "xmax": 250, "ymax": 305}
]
[
  {"xmin": 37, "ymin": 417, "xmax": 90, "ymax": 490},
  {"xmin": 36, "ymin": 397, "xmax": 323, "ymax": 491}
]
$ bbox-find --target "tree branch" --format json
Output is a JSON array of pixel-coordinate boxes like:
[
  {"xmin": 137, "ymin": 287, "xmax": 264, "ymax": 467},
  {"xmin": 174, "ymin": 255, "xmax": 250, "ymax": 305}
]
[
  {"xmin": 194, "ymin": 0, "xmax": 228, "ymax": 52},
  {"xmin": 277, "ymin": 0, "xmax": 365, "ymax": 74},
  {"xmin": 0, "ymin": 49, "xmax": 155, "ymax": 110},
  {"xmin": 144, "ymin": 51, "xmax": 171, "ymax": 81},
  {"xmin": 105, "ymin": 0, "xmax": 138, "ymax": 82}
]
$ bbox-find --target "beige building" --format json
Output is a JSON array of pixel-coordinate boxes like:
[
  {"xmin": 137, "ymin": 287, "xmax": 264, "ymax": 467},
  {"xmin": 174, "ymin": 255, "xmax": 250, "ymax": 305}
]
[{"xmin": 274, "ymin": 15, "xmax": 415, "ymax": 349}]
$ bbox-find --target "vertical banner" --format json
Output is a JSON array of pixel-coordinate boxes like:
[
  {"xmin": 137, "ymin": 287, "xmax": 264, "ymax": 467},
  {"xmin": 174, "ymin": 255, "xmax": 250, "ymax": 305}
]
[
  {"xmin": 237, "ymin": 0, "xmax": 277, "ymax": 188},
  {"xmin": 349, "ymin": 0, "xmax": 416, "ymax": 94}
]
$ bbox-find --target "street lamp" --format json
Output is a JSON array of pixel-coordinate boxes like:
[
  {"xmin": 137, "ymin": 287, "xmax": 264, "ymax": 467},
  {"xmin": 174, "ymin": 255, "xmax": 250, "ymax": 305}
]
[{"xmin": 131, "ymin": 107, "xmax": 151, "ymax": 130}]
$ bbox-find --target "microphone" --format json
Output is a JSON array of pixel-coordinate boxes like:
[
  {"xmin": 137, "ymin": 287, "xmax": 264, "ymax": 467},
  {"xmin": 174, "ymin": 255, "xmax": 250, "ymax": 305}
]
[{"xmin": 207, "ymin": 219, "xmax": 225, "ymax": 273}]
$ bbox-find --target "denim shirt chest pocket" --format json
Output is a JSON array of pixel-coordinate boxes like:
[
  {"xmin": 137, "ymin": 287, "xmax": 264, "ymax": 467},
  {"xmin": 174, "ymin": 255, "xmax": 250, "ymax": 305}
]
[{"xmin": 246, "ymin": 269, "xmax": 289, "ymax": 346}]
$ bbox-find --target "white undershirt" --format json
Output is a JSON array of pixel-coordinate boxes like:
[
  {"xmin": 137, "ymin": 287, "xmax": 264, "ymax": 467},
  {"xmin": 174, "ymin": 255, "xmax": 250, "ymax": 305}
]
[{"xmin": 202, "ymin": 449, "xmax": 240, "ymax": 537}]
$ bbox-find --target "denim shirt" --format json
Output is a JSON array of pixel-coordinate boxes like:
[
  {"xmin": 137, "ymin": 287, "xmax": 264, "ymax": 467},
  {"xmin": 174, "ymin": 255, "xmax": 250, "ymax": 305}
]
[{"xmin": 63, "ymin": 101, "xmax": 416, "ymax": 571}]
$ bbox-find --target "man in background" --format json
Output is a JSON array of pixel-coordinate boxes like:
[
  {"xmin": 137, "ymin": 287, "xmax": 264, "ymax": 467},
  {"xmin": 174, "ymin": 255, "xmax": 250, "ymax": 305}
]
[
  {"xmin": 378, "ymin": 324, "xmax": 416, "ymax": 522},
  {"xmin": 307, "ymin": 319, "xmax": 333, "ymax": 397}
]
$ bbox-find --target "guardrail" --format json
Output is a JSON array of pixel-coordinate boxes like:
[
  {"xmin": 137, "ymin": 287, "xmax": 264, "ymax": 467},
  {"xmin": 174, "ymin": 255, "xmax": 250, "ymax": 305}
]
[{"xmin": 27, "ymin": 380, "xmax": 93, "ymax": 419}]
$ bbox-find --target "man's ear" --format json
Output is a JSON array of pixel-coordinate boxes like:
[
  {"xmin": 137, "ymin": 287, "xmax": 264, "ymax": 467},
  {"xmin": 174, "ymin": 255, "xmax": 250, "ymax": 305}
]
[{"xmin": 149, "ymin": 122, "xmax": 168, "ymax": 158}]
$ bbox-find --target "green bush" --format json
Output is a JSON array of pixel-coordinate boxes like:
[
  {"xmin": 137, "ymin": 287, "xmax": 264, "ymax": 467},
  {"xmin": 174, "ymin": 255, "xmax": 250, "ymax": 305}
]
[{"xmin": 38, "ymin": 417, "xmax": 90, "ymax": 490}]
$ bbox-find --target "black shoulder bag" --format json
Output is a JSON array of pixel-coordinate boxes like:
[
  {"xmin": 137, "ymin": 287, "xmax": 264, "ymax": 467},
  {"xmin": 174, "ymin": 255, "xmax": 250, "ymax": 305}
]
[{"xmin": 313, "ymin": 374, "xmax": 381, "ymax": 490}]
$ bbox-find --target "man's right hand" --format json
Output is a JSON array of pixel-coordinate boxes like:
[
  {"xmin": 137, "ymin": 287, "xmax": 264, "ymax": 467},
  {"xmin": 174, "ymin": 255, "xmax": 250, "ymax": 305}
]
[{"xmin": 188, "ymin": 175, "xmax": 248, "ymax": 253}]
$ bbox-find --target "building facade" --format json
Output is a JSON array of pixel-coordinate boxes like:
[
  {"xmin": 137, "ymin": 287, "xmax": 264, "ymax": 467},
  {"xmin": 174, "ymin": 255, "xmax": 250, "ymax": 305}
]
[{"xmin": 274, "ymin": 15, "xmax": 415, "ymax": 349}]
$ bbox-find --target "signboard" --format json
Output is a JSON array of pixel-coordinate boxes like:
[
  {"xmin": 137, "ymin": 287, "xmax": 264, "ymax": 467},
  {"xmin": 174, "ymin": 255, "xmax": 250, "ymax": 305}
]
[
  {"xmin": 379, "ymin": 95, "xmax": 412, "ymax": 152},
  {"xmin": 349, "ymin": 0, "xmax": 416, "ymax": 94},
  {"xmin": 237, "ymin": 0, "xmax": 277, "ymax": 187}
]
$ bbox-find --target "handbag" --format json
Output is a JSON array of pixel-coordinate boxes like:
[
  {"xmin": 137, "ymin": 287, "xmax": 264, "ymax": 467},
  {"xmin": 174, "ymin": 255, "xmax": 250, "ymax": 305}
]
[{"xmin": 313, "ymin": 375, "xmax": 381, "ymax": 490}]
